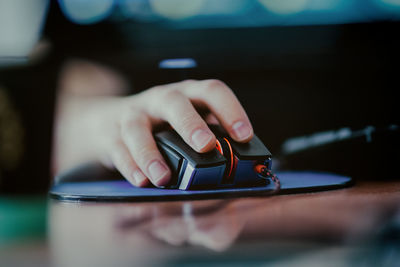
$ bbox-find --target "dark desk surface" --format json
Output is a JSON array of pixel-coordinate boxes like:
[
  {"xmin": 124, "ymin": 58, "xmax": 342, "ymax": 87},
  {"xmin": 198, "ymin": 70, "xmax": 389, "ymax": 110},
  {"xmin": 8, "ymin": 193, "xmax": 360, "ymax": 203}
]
[{"xmin": 1, "ymin": 181, "xmax": 400, "ymax": 267}]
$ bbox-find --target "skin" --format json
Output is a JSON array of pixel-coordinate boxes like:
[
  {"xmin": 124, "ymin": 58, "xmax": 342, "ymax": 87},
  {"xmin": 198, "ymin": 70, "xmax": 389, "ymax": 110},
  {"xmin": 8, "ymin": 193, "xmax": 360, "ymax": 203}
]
[{"xmin": 54, "ymin": 60, "xmax": 254, "ymax": 188}]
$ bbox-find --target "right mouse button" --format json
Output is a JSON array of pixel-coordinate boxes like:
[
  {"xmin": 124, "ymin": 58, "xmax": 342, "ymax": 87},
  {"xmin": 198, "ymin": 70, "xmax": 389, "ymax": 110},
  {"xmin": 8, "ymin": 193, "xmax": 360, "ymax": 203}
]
[
  {"xmin": 229, "ymin": 135, "xmax": 272, "ymax": 160},
  {"xmin": 228, "ymin": 135, "xmax": 272, "ymax": 186}
]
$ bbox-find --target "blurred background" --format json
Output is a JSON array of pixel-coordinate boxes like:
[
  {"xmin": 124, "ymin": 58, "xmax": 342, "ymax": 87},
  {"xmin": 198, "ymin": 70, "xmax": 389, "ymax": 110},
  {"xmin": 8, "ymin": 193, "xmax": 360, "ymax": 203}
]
[
  {"xmin": 2, "ymin": 0, "xmax": 399, "ymax": 192},
  {"xmin": 0, "ymin": 0, "xmax": 399, "ymax": 259}
]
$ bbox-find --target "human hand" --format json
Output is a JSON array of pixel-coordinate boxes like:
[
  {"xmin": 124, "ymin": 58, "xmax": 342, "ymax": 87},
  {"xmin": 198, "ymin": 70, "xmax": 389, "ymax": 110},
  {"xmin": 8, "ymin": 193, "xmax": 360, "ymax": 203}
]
[{"xmin": 102, "ymin": 79, "xmax": 253, "ymax": 187}]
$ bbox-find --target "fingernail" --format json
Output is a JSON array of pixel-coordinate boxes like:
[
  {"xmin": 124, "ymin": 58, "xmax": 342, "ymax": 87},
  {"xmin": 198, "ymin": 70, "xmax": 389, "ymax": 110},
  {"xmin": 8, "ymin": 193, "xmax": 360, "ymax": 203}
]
[
  {"xmin": 232, "ymin": 121, "xmax": 252, "ymax": 140},
  {"xmin": 192, "ymin": 129, "xmax": 213, "ymax": 151},
  {"xmin": 148, "ymin": 160, "xmax": 170, "ymax": 185},
  {"xmin": 132, "ymin": 169, "xmax": 146, "ymax": 185}
]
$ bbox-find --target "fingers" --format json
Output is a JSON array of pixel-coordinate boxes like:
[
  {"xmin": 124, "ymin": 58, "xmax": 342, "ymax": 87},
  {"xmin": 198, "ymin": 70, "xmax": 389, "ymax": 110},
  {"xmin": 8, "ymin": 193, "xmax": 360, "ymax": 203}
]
[
  {"xmin": 120, "ymin": 112, "xmax": 171, "ymax": 187},
  {"xmin": 148, "ymin": 90, "xmax": 216, "ymax": 153},
  {"xmin": 181, "ymin": 79, "xmax": 254, "ymax": 143},
  {"xmin": 109, "ymin": 139, "xmax": 149, "ymax": 187},
  {"xmin": 108, "ymin": 79, "xmax": 251, "ymax": 188}
]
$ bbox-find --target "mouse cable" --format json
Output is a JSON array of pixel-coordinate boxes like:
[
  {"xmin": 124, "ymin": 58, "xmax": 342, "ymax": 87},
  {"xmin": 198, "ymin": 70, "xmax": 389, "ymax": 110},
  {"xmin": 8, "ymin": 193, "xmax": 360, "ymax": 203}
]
[{"xmin": 254, "ymin": 164, "xmax": 281, "ymax": 193}]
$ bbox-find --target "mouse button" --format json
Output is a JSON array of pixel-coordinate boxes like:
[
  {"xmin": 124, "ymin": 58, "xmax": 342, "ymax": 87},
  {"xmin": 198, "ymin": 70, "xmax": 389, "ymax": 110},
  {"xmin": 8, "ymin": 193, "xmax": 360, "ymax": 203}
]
[
  {"xmin": 190, "ymin": 150, "xmax": 226, "ymax": 168},
  {"xmin": 190, "ymin": 164, "xmax": 226, "ymax": 188},
  {"xmin": 156, "ymin": 130, "xmax": 226, "ymax": 167},
  {"xmin": 155, "ymin": 131, "xmax": 188, "ymax": 155},
  {"xmin": 157, "ymin": 143, "xmax": 183, "ymax": 187},
  {"xmin": 159, "ymin": 144, "xmax": 182, "ymax": 171},
  {"xmin": 229, "ymin": 135, "xmax": 272, "ymax": 160}
]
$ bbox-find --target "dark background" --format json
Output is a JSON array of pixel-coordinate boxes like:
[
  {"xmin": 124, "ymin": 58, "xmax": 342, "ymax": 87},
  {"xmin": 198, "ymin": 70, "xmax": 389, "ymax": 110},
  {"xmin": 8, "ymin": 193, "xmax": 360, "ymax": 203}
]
[{"xmin": 1, "ymin": 2, "xmax": 398, "ymax": 193}]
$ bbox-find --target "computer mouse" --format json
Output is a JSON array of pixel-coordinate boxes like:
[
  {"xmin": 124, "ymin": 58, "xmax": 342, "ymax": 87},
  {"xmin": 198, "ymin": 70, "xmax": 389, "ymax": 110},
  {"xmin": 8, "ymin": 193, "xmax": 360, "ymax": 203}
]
[{"xmin": 155, "ymin": 125, "xmax": 273, "ymax": 190}]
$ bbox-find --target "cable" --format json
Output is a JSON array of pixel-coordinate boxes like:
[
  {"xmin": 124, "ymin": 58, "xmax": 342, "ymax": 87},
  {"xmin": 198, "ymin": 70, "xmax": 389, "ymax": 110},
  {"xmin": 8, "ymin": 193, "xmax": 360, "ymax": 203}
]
[{"xmin": 254, "ymin": 164, "xmax": 281, "ymax": 192}]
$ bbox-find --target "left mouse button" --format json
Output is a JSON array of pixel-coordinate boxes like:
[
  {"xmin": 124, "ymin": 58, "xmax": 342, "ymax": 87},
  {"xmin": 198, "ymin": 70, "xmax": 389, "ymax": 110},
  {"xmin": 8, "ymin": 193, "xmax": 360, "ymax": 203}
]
[{"xmin": 157, "ymin": 144, "xmax": 183, "ymax": 187}]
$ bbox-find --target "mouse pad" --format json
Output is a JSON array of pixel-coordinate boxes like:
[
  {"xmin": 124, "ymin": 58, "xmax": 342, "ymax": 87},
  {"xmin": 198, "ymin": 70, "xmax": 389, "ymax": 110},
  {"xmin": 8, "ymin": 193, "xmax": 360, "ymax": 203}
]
[{"xmin": 49, "ymin": 171, "xmax": 353, "ymax": 202}]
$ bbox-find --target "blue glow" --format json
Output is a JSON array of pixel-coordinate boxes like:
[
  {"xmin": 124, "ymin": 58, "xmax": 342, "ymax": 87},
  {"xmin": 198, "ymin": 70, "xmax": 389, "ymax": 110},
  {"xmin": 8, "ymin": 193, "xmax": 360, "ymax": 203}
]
[{"xmin": 159, "ymin": 58, "xmax": 197, "ymax": 69}]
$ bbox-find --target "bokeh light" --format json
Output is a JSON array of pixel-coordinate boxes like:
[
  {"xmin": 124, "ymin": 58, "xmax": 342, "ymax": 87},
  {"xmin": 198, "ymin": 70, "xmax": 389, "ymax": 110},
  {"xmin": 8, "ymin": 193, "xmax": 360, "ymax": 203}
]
[
  {"xmin": 258, "ymin": 0, "xmax": 309, "ymax": 15},
  {"xmin": 58, "ymin": 0, "xmax": 114, "ymax": 24},
  {"xmin": 306, "ymin": 0, "xmax": 344, "ymax": 11},
  {"xmin": 199, "ymin": 0, "xmax": 252, "ymax": 15},
  {"xmin": 118, "ymin": 0, "xmax": 161, "ymax": 22},
  {"xmin": 158, "ymin": 58, "xmax": 197, "ymax": 69},
  {"xmin": 149, "ymin": 0, "xmax": 205, "ymax": 20}
]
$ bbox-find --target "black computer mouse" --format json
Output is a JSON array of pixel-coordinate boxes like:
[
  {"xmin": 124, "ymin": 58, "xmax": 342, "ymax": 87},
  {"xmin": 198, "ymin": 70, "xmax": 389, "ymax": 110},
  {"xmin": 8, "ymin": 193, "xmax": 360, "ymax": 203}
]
[
  {"xmin": 54, "ymin": 126, "xmax": 275, "ymax": 190},
  {"xmin": 155, "ymin": 125, "xmax": 273, "ymax": 190}
]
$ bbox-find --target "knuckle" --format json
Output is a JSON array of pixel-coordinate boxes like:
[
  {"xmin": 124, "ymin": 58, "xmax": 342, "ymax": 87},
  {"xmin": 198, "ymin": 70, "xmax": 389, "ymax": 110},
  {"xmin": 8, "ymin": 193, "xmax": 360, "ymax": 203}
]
[
  {"xmin": 148, "ymin": 85, "xmax": 164, "ymax": 96},
  {"xmin": 148, "ymin": 85, "xmax": 176, "ymax": 101},
  {"xmin": 148, "ymin": 89, "xmax": 184, "ymax": 112},
  {"xmin": 162, "ymin": 89, "xmax": 185, "ymax": 103},
  {"xmin": 181, "ymin": 79, "xmax": 196, "ymax": 85},
  {"xmin": 120, "ymin": 111, "xmax": 147, "ymax": 133},
  {"xmin": 204, "ymin": 79, "xmax": 228, "ymax": 93}
]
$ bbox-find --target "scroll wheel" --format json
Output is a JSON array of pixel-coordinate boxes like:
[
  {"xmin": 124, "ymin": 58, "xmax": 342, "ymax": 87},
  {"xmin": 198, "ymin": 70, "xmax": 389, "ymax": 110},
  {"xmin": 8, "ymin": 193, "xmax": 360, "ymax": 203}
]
[{"xmin": 216, "ymin": 138, "xmax": 234, "ymax": 178}]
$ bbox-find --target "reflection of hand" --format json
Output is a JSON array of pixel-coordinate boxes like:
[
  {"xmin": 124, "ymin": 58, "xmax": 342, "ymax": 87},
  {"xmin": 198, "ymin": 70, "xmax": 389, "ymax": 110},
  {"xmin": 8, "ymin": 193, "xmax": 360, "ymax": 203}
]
[
  {"xmin": 98, "ymin": 80, "xmax": 253, "ymax": 188},
  {"xmin": 151, "ymin": 203, "xmax": 244, "ymax": 252},
  {"xmin": 116, "ymin": 200, "xmax": 246, "ymax": 252}
]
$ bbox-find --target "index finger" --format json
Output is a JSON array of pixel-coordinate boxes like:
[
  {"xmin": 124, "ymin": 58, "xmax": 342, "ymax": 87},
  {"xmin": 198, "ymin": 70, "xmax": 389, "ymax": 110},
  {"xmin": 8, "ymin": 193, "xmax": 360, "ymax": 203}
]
[{"xmin": 180, "ymin": 79, "xmax": 254, "ymax": 142}]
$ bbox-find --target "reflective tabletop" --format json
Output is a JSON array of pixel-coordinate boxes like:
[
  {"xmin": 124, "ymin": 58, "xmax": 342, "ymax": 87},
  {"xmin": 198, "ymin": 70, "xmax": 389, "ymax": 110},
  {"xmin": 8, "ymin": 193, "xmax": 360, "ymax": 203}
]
[
  {"xmin": 45, "ymin": 181, "xmax": 400, "ymax": 267},
  {"xmin": 1, "ymin": 181, "xmax": 399, "ymax": 266}
]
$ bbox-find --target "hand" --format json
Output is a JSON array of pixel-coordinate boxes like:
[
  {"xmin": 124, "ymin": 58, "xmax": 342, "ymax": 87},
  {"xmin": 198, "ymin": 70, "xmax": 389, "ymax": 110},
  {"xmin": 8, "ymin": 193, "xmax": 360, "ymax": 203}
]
[{"xmin": 100, "ymin": 79, "xmax": 253, "ymax": 187}]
